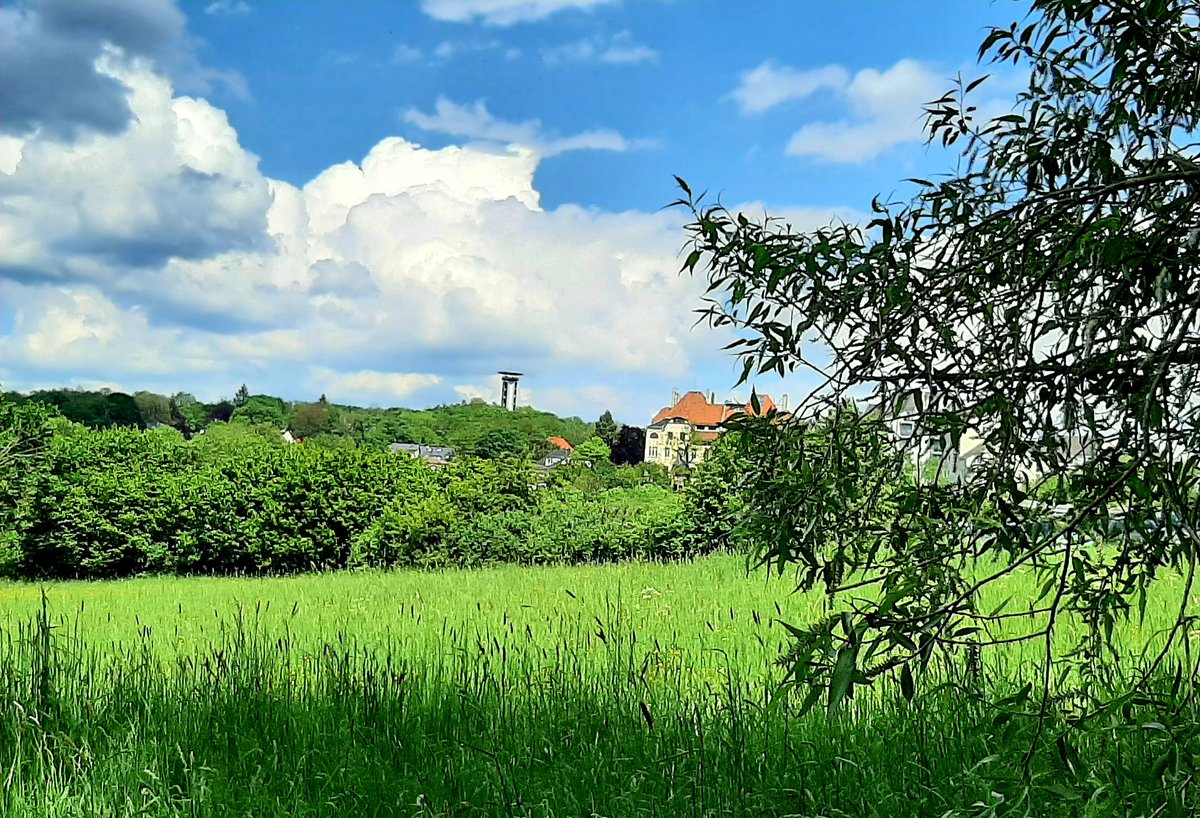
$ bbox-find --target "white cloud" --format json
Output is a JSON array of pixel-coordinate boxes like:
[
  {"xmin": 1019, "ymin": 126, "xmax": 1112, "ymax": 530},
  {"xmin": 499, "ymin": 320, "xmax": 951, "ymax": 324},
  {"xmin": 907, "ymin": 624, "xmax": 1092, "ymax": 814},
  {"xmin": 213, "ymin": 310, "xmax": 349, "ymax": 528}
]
[
  {"xmin": 453, "ymin": 381, "xmax": 535, "ymax": 407},
  {"xmin": 421, "ymin": 0, "xmax": 619, "ymax": 26},
  {"xmin": 393, "ymin": 39, "xmax": 511, "ymax": 65},
  {"xmin": 0, "ymin": 53, "xmax": 733, "ymax": 416},
  {"xmin": 730, "ymin": 61, "xmax": 848, "ymax": 115},
  {"xmin": 309, "ymin": 368, "xmax": 442, "ymax": 404},
  {"xmin": 786, "ymin": 59, "xmax": 944, "ymax": 163},
  {"xmin": 543, "ymin": 31, "xmax": 657, "ymax": 66},
  {"xmin": 403, "ymin": 96, "xmax": 653, "ymax": 156},
  {"xmin": 731, "ymin": 58, "xmax": 949, "ymax": 163},
  {"xmin": 390, "ymin": 44, "xmax": 424, "ymax": 64},
  {"xmin": 205, "ymin": 1, "xmax": 251, "ymax": 15},
  {"xmin": 433, "ymin": 38, "xmax": 503, "ymax": 59}
]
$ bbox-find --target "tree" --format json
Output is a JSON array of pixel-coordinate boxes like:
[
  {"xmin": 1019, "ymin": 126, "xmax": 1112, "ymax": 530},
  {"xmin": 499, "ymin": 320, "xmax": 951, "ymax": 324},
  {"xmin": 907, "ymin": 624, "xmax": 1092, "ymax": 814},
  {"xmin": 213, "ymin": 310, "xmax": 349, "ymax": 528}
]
[
  {"xmin": 611, "ymin": 425, "xmax": 645, "ymax": 466},
  {"xmin": 231, "ymin": 395, "xmax": 286, "ymax": 428},
  {"xmin": 290, "ymin": 402, "xmax": 332, "ymax": 439},
  {"xmin": 469, "ymin": 428, "xmax": 525, "ymax": 460},
  {"xmin": 207, "ymin": 400, "xmax": 235, "ymax": 424},
  {"xmin": 571, "ymin": 436, "xmax": 611, "ymax": 468},
  {"xmin": 678, "ymin": 0, "xmax": 1200, "ymax": 736},
  {"xmin": 133, "ymin": 390, "xmax": 173, "ymax": 426},
  {"xmin": 233, "ymin": 384, "xmax": 250, "ymax": 408},
  {"xmin": 595, "ymin": 410, "xmax": 620, "ymax": 450},
  {"xmin": 171, "ymin": 393, "xmax": 207, "ymax": 432}
]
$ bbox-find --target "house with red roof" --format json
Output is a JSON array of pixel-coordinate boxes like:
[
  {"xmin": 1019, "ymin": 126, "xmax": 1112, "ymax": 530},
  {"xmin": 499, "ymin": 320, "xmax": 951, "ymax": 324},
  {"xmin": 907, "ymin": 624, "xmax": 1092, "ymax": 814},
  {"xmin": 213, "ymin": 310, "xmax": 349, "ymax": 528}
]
[{"xmin": 644, "ymin": 390, "xmax": 777, "ymax": 469}]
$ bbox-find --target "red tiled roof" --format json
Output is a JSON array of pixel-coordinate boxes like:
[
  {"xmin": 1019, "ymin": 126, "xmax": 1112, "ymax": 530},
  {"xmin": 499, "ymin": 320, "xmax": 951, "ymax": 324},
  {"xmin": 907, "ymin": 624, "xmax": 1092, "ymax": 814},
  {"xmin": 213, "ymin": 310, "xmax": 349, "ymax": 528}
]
[
  {"xmin": 547, "ymin": 436, "xmax": 573, "ymax": 451},
  {"xmin": 651, "ymin": 390, "xmax": 775, "ymax": 426}
]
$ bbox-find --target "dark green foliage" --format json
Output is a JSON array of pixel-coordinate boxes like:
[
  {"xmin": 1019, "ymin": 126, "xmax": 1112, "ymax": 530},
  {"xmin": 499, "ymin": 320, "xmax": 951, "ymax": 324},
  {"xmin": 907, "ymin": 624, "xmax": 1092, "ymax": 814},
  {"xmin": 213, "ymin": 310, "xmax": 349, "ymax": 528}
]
[
  {"xmin": 2, "ymin": 417, "xmax": 434, "ymax": 578},
  {"xmin": 611, "ymin": 424, "xmax": 645, "ymax": 465},
  {"xmin": 207, "ymin": 400, "xmax": 235, "ymax": 423},
  {"xmin": 21, "ymin": 388, "xmax": 144, "ymax": 429},
  {"xmin": 595, "ymin": 410, "xmax": 619, "ymax": 449},
  {"xmin": 0, "ymin": 409, "xmax": 715, "ymax": 579}
]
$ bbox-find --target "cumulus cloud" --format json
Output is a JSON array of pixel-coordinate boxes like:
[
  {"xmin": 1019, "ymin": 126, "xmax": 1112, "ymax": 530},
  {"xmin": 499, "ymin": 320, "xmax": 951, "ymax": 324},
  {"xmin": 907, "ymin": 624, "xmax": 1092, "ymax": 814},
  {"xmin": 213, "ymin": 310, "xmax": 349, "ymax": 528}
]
[
  {"xmin": 421, "ymin": 0, "xmax": 619, "ymax": 26},
  {"xmin": 403, "ymin": 96, "xmax": 653, "ymax": 156},
  {"xmin": 0, "ymin": 0, "xmax": 184, "ymax": 139},
  {"xmin": 543, "ymin": 31, "xmax": 657, "ymax": 66},
  {"xmin": 729, "ymin": 61, "xmax": 848, "ymax": 115},
  {"xmin": 2, "ymin": 6, "xmax": 857, "ymax": 420},
  {"xmin": 0, "ymin": 59, "xmax": 272, "ymax": 288},
  {"xmin": 309, "ymin": 368, "xmax": 443, "ymax": 404},
  {"xmin": 730, "ymin": 58, "xmax": 949, "ymax": 163},
  {"xmin": 0, "ymin": 47, "xmax": 738, "ymax": 414},
  {"xmin": 0, "ymin": 0, "xmax": 247, "ymax": 141}
]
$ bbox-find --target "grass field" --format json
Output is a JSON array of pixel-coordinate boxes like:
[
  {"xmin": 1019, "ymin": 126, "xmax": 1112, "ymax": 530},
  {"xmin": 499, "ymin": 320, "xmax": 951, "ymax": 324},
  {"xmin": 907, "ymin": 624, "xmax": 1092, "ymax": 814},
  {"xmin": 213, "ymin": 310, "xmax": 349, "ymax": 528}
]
[{"xmin": 2, "ymin": 555, "xmax": 1197, "ymax": 817}]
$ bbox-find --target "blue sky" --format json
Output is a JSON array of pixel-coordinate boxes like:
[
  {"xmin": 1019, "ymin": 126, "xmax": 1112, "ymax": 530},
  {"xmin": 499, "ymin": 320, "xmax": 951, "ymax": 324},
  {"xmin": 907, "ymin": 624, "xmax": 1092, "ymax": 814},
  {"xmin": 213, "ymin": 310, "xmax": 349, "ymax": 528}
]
[{"xmin": 0, "ymin": 0, "xmax": 1023, "ymax": 424}]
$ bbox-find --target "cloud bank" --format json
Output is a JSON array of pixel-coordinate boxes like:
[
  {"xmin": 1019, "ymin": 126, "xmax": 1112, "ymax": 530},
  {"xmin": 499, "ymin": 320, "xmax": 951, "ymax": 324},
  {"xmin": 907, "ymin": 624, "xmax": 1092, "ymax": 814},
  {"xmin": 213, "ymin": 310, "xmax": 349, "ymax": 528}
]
[{"xmin": 1, "ymin": 48, "xmax": 721, "ymax": 418}]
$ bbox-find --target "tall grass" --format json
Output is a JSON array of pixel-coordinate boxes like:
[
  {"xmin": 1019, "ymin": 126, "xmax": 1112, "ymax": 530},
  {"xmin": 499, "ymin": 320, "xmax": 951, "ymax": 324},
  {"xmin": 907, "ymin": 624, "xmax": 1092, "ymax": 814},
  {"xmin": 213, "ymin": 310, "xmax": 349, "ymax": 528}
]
[{"xmin": 1, "ymin": 555, "xmax": 1196, "ymax": 817}]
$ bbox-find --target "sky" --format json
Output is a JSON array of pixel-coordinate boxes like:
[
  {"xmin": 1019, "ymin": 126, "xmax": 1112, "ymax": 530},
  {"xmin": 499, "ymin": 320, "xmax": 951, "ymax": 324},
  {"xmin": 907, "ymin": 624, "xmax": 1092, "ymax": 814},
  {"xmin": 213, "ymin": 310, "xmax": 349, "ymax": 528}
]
[{"xmin": 0, "ymin": 0, "xmax": 1024, "ymax": 424}]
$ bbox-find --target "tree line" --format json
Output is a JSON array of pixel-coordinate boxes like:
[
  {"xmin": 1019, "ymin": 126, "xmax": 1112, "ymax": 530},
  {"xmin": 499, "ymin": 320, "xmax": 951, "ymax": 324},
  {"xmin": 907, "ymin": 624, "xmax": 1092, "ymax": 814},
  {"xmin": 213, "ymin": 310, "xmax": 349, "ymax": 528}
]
[
  {"xmin": 0, "ymin": 398, "xmax": 725, "ymax": 580},
  {"xmin": 0, "ymin": 386, "xmax": 651, "ymax": 464}
]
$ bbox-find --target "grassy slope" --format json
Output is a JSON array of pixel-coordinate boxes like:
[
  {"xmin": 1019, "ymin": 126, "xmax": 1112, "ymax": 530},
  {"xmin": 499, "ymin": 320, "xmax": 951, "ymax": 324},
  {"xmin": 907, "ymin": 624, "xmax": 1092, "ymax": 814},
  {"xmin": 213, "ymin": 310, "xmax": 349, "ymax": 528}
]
[{"xmin": 1, "ymin": 556, "xmax": 1196, "ymax": 817}]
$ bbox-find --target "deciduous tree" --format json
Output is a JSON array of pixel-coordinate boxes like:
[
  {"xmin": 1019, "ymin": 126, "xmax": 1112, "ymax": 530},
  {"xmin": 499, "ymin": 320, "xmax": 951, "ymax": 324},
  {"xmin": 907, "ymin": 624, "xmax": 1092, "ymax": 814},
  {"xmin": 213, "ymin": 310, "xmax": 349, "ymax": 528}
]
[{"xmin": 678, "ymin": 0, "xmax": 1200, "ymax": 740}]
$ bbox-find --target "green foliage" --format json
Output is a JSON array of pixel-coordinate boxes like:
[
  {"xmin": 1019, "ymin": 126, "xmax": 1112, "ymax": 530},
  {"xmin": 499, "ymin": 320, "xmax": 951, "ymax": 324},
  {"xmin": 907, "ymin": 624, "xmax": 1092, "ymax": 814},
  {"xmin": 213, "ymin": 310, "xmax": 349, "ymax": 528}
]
[
  {"xmin": 677, "ymin": 0, "xmax": 1200, "ymax": 774},
  {"xmin": 132, "ymin": 390, "xmax": 173, "ymax": 426},
  {"xmin": 469, "ymin": 427, "xmax": 526, "ymax": 460},
  {"xmin": 20, "ymin": 388, "xmax": 144, "ymax": 429},
  {"xmin": 595, "ymin": 410, "xmax": 619, "ymax": 449},
  {"xmin": 232, "ymin": 394, "xmax": 287, "ymax": 427},
  {"xmin": 571, "ymin": 436, "xmax": 611, "ymax": 467},
  {"xmin": 681, "ymin": 434, "xmax": 750, "ymax": 552},
  {"xmin": 611, "ymin": 424, "xmax": 645, "ymax": 465},
  {"xmin": 171, "ymin": 392, "xmax": 207, "ymax": 431},
  {"xmin": 289, "ymin": 402, "xmax": 333, "ymax": 438},
  {"xmin": 0, "ymin": 414, "xmax": 722, "ymax": 579}
]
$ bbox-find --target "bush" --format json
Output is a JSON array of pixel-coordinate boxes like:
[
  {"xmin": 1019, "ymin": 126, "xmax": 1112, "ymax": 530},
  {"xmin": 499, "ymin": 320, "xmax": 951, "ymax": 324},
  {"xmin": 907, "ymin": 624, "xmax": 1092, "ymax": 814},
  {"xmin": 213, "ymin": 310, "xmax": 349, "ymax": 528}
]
[{"xmin": 0, "ymin": 411, "xmax": 722, "ymax": 578}]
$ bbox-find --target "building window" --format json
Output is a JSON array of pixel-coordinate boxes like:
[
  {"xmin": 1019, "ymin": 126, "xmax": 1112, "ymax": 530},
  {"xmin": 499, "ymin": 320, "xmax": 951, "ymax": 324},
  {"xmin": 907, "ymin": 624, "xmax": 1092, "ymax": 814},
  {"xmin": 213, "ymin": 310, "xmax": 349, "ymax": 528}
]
[
  {"xmin": 649, "ymin": 446, "xmax": 658, "ymax": 458},
  {"xmin": 897, "ymin": 421, "xmax": 915, "ymax": 439},
  {"xmin": 648, "ymin": 432, "xmax": 659, "ymax": 439}
]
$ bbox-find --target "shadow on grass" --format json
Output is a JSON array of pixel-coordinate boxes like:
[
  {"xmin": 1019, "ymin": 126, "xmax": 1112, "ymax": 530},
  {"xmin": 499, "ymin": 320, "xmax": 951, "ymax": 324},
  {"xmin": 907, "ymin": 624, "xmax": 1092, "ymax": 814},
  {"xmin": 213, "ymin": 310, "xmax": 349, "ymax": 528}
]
[{"xmin": 1, "ymin": 614, "xmax": 1196, "ymax": 817}]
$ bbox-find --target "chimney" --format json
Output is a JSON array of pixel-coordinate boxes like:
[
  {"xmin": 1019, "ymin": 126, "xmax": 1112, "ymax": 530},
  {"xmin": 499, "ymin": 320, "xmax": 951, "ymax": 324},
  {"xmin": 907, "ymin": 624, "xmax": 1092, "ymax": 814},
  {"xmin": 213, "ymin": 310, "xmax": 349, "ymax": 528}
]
[
  {"xmin": 709, "ymin": 390, "xmax": 716, "ymax": 405},
  {"xmin": 781, "ymin": 393, "xmax": 789, "ymax": 411},
  {"xmin": 672, "ymin": 388, "xmax": 680, "ymax": 405}
]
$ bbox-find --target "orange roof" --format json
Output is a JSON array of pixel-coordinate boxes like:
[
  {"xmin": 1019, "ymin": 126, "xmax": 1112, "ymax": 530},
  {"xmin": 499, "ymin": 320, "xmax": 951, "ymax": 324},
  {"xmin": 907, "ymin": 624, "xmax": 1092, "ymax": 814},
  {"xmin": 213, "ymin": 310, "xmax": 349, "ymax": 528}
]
[
  {"xmin": 547, "ymin": 436, "xmax": 573, "ymax": 451},
  {"xmin": 651, "ymin": 390, "xmax": 775, "ymax": 426}
]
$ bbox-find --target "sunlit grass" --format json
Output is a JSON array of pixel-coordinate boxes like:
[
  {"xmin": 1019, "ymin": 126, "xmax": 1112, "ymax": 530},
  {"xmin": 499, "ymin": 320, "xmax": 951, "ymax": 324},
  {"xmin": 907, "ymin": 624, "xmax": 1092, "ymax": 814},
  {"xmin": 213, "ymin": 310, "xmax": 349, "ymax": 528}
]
[{"xmin": 1, "ymin": 555, "xmax": 1196, "ymax": 817}]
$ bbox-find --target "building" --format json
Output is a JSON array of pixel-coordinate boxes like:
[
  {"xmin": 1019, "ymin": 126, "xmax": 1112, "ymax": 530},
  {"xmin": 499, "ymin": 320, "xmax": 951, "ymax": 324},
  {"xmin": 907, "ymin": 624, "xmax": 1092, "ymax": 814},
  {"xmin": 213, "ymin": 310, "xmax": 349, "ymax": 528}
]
[
  {"xmin": 389, "ymin": 442, "xmax": 455, "ymax": 467},
  {"xmin": 880, "ymin": 390, "xmax": 1097, "ymax": 485},
  {"xmin": 644, "ymin": 390, "xmax": 777, "ymax": 469},
  {"xmin": 535, "ymin": 448, "xmax": 571, "ymax": 471},
  {"xmin": 546, "ymin": 436, "xmax": 573, "ymax": 452}
]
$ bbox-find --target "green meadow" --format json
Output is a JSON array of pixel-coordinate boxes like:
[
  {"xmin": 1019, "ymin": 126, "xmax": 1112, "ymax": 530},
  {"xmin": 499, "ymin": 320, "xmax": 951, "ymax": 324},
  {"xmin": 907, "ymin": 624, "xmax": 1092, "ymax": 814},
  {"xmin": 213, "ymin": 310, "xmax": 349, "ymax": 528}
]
[{"xmin": 2, "ymin": 555, "xmax": 1196, "ymax": 817}]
